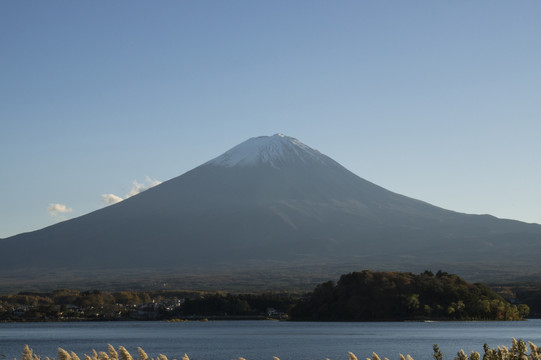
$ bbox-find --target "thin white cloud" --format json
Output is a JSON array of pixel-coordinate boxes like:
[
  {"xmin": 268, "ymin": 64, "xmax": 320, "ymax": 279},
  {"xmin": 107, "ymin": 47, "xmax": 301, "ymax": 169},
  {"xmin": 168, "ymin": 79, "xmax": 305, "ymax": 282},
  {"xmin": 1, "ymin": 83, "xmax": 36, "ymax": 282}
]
[
  {"xmin": 126, "ymin": 176, "xmax": 162, "ymax": 198},
  {"xmin": 101, "ymin": 176, "xmax": 162, "ymax": 206},
  {"xmin": 101, "ymin": 193, "xmax": 123, "ymax": 205},
  {"xmin": 145, "ymin": 176, "xmax": 162, "ymax": 188},
  {"xmin": 48, "ymin": 203, "xmax": 73, "ymax": 217}
]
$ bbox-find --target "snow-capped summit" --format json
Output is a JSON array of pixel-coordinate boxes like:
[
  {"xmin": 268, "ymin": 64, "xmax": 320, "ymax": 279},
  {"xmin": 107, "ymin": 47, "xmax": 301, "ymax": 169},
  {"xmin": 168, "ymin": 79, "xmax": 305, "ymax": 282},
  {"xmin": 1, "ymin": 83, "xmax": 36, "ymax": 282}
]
[{"xmin": 207, "ymin": 133, "xmax": 331, "ymax": 168}]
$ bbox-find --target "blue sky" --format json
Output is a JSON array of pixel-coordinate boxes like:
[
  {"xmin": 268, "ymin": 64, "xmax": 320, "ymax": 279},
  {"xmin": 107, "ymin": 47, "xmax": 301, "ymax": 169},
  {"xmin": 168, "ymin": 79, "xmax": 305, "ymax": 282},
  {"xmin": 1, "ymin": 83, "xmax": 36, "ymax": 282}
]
[{"xmin": 1, "ymin": 1, "xmax": 540, "ymax": 238}]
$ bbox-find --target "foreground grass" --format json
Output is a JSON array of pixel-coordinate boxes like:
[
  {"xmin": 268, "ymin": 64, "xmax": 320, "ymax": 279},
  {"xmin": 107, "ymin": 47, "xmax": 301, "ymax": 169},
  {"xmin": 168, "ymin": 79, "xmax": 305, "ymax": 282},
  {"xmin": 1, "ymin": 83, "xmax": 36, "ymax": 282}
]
[{"xmin": 16, "ymin": 339, "xmax": 541, "ymax": 360}]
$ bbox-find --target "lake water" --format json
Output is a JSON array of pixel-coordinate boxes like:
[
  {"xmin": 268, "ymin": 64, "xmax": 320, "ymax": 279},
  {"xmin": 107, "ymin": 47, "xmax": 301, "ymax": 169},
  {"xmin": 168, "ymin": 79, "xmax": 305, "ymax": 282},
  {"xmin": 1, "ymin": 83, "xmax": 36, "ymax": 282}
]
[{"xmin": 2, "ymin": 320, "xmax": 541, "ymax": 360}]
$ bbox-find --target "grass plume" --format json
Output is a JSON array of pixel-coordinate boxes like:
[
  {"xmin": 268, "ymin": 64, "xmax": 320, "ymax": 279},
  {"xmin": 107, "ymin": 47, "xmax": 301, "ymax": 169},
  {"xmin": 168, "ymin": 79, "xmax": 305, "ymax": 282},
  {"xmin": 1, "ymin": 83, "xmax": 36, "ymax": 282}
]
[
  {"xmin": 108, "ymin": 345, "xmax": 119, "ymax": 360},
  {"xmin": 58, "ymin": 348, "xmax": 71, "ymax": 360},
  {"xmin": 137, "ymin": 348, "xmax": 149, "ymax": 360},
  {"xmin": 118, "ymin": 347, "xmax": 133, "ymax": 360},
  {"xmin": 14, "ymin": 340, "xmax": 541, "ymax": 360}
]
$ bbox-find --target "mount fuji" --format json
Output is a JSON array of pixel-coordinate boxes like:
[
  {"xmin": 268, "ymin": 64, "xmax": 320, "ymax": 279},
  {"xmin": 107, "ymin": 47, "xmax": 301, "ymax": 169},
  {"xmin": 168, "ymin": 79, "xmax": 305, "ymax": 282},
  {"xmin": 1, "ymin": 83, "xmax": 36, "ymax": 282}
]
[{"xmin": 2, "ymin": 134, "xmax": 541, "ymax": 290}]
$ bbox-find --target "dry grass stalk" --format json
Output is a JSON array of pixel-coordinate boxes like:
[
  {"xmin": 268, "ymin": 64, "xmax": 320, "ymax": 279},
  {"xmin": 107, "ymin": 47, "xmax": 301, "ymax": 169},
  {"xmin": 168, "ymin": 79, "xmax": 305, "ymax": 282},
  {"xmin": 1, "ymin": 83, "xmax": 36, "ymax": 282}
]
[
  {"xmin": 137, "ymin": 348, "xmax": 149, "ymax": 360},
  {"xmin": 22, "ymin": 345, "xmax": 33, "ymax": 360},
  {"xmin": 469, "ymin": 351, "xmax": 480, "ymax": 360},
  {"xmin": 58, "ymin": 348, "xmax": 72, "ymax": 360},
  {"xmin": 20, "ymin": 340, "xmax": 541, "ymax": 360},
  {"xmin": 456, "ymin": 349, "xmax": 468, "ymax": 360},
  {"xmin": 108, "ymin": 345, "xmax": 119, "ymax": 360},
  {"xmin": 529, "ymin": 342, "xmax": 541, "ymax": 360},
  {"xmin": 118, "ymin": 347, "xmax": 134, "ymax": 360}
]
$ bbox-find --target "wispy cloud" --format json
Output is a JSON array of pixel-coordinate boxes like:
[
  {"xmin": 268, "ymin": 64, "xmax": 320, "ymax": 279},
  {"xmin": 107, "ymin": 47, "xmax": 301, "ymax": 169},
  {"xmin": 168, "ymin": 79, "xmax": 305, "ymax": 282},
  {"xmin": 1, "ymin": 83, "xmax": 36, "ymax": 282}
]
[
  {"xmin": 48, "ymin": 203, "xmax": 73, "ymax": 217},
  {"xmin": 101, "ymin": 176, "xmax": 162, "ymax": 206},
  {"xmin": 126, "ymin": 176, "xmax": 162, "ymax": 198},
  {"xmin": 101, "ymin": 193, "xmax": 123, "ymax": 205}
]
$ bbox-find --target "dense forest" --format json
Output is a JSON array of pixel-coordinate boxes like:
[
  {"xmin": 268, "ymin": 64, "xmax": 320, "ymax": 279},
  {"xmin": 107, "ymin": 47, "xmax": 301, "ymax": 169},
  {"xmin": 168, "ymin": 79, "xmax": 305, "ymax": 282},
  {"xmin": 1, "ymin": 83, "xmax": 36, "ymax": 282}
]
[
  {"xmin": 0, "ymin": 270, "xmax": 531, "ymax": 322},
  {"xmin": 289, "ymin": 270, "xmax": 530, "ymax": 321}
]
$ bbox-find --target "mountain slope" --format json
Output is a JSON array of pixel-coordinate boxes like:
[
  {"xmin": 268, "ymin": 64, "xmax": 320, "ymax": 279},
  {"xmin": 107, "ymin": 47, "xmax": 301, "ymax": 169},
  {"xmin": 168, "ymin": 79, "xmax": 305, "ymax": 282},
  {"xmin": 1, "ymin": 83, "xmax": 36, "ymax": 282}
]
[{"xmin": 2, "ymin": 134, "xmax": 541, "ymax": 286}]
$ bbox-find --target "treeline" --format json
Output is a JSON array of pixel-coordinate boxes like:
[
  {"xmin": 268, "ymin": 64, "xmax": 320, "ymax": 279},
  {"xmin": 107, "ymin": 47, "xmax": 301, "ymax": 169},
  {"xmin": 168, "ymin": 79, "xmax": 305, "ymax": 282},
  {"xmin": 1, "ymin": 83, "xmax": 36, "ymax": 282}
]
[
  {"xmin": 289, "ymin": 270, "xmax": 530, "ymax": 321},
  {"xmin": 180, "ymin": 293, "xmax": 296, "ymax": 317},
  {"xmin": 493, "ymin": 284, "xmax": 541, "ymax": 318},
  {"xmin": 0, "ymin": 289, "xmax": 202, "ymax": 309},
  {"xmin": 0, "ymin": 270, "xmax": 530, "ymax": 322},
  {"xmin": 0, "ymin": 289, "xmax": 296, "ymax": 321}
]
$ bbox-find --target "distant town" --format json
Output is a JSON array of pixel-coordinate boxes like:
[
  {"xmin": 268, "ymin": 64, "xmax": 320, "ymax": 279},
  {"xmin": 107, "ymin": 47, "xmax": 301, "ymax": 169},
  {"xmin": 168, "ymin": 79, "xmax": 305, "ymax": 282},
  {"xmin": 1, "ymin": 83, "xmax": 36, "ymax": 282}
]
[{"xmin": 0, "ymin": 289, "xmax": 292, "ymax": 322}]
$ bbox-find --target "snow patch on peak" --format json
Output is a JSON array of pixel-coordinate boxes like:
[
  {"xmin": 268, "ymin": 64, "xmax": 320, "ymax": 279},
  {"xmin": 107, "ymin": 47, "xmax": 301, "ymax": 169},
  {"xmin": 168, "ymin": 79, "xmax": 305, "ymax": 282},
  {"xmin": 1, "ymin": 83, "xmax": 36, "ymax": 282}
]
[{"xmin": 207, "ymin": 134, "xmax": 330, "ymax": 168}]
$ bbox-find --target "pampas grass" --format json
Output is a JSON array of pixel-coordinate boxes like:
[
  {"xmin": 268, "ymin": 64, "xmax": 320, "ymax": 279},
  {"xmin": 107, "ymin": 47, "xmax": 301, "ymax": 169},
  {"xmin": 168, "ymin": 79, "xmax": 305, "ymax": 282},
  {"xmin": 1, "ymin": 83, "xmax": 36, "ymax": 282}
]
[
  {"xmin": 16, "ymin": 346, "xmax": 402, "ymax": 360},
  {"xmin": 21, "ymin": 345, "xmax": 45, "ymax": 360},
  {"xmin": 137, "ymin": 348, "xmax": 149, "ymax": 360},
  {"xmin": 15, "ymin": 346, "xmax": 406, "ymax": 360},
  {"xmin": 14, "ymin": 340, "xmax": 541, "ymax": 360},
  {"xmin": 58, "ymin": 348, "xmax": 71, "ymax": 360},
  {"xmin": 108, "ymin": 345, "xmax": 119, "ymax": 360},
  {"xmin": 118, "ymin": 347, "xmax": 134, "ymax": 360}
]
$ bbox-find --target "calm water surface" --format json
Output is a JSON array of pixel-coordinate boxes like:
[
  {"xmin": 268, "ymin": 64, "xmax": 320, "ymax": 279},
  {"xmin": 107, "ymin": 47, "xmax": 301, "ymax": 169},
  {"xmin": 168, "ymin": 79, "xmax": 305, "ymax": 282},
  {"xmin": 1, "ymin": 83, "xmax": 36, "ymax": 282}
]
[{"xmin": 2, "ymin": 320, "xmax": 541, "ymax": 360}]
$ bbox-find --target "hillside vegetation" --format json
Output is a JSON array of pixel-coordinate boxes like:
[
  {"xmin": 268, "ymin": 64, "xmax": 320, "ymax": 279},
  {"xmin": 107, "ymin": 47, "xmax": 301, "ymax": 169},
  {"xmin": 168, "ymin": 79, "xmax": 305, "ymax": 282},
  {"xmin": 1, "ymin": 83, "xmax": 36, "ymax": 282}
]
[
  {"xmin": 289, "ymin": 270, "xmax": 529, "ymax": 321},
  {"xmin": 0, "ymin": 271, "xmax": 529, "ymax": 322},
  {"xmin": 0, "ymin": 289, "xmax": 295, "ymax": 321}
]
